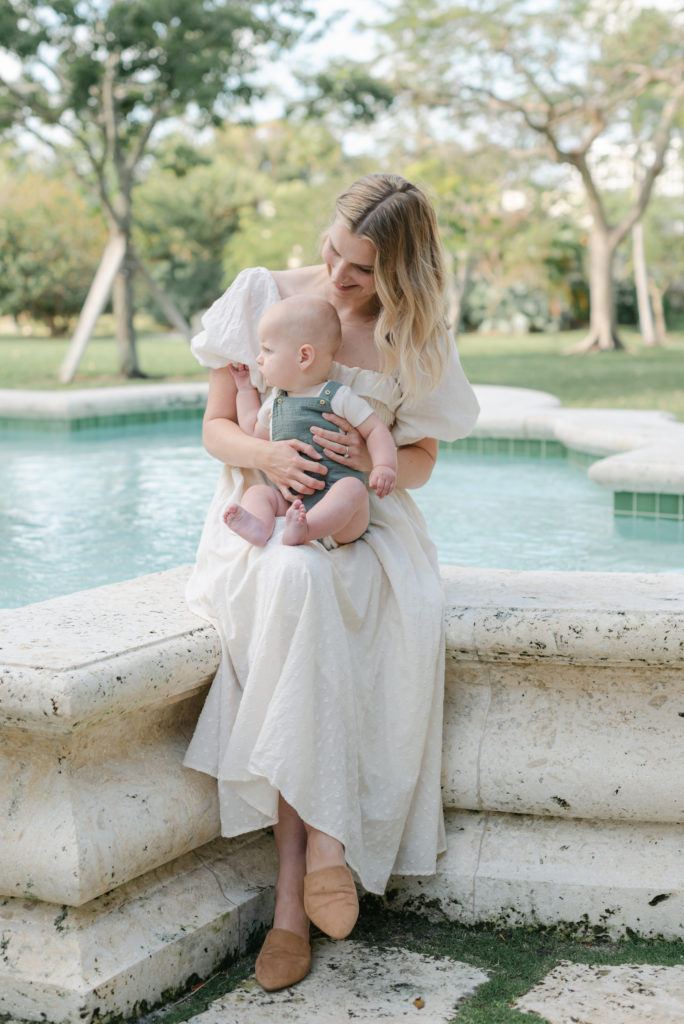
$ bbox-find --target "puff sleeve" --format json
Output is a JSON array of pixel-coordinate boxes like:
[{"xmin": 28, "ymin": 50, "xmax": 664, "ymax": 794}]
[
  {"xmin": 391, "ymin": 335, "xmax": 480, "ymax": 447},
  {"xmin": 190, "ymin": 267, "xmax": 281, "ymax": 371}
]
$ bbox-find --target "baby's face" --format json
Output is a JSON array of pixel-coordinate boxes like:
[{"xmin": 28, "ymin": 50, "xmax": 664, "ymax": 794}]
[{"xmin": 256, "ymin": 330, "xmax": 303, "ymax": 390}]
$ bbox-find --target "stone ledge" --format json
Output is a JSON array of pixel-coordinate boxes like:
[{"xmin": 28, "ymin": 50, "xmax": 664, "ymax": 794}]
[
  {"xmin": 0, "ymin": 383, "xmax": 208, "ymax": 422},
  {"xmin": 473, "ymin": 385, "xmax": 684, "ymax": 498},
  {"xmin": 1, "ymin": 561, "xmax": 683, "ymax": 1019},
  {"xmin": 0, "ymin": 566, "xmax": 219, "ymax": 732},
  {"xmin": 389, "ymin": 809, "xmax": 684, "ymax": 940},
  {"xmin": 442, "ymin": 565, "xmax": 684, "ymax": 666}
]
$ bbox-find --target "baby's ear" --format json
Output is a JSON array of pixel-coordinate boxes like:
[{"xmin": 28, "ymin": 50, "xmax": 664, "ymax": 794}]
[{"xmin": 298, "ymin": 343, "xmax": 315, "ymax": 368}]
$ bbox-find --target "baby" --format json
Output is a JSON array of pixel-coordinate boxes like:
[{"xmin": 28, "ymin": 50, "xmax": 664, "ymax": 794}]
[{"xmin": 223, "ymin": 294, "xmax": 397, "ymax": 547}]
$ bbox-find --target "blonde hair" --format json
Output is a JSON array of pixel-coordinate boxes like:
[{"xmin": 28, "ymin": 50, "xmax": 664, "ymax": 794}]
[{"xmin": 333, "ymin": 173, "xmax": 449, "ymax": 396}]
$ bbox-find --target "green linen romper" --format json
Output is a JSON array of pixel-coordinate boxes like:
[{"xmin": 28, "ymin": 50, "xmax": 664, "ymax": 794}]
[{"xmin": 271, "ymin": 381, "xmax": 367, "ymax": 511}]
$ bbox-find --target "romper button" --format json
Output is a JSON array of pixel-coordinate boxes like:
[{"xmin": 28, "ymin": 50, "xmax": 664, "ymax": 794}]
[
  {"xmin": 324, "ymin": 389, "xmax": 331, "ymax": 395},
  {"xmin": 319, "ymin": 399, "xmax": 326, "ymax": 405},
  {"xmin": 277, "ymin": 397, "xmax": 283, "ymax": 403}
]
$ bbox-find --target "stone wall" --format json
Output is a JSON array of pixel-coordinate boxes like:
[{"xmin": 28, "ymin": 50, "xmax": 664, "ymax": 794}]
[{"xmin": 1, "ymin": 563, "xmax": 683, "ymax": 1021}]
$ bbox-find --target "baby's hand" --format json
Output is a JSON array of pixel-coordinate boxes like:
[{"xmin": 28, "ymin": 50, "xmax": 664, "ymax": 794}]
[
  {"xmin": 369, "ymin": 465, "xmax": 397, "ymax": 499},
  {"xmin": 229, "ymin": 362, "xmax": 253, "ymax": 390}
]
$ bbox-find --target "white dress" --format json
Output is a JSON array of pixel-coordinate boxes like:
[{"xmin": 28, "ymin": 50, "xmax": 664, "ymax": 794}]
[{"xmin": 184, "ymin": 267, "xmax": 480, "ymax": 895}]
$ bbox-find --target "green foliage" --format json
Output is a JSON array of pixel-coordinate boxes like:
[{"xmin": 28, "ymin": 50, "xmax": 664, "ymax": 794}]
[
  {"xmin": 400, "ymin": 145, "xmax": 591, "ymax": 332},
  {"xmin": 292, "ymin": 60, "xmax": 395, "ymax": 125},
  {"xmin": 133, "ymin": 121, "xmax": 369, "ymax": 319},
  {"xmin": 0, "ymin": 0, "xmax": 316, "ymax": 375},
  {"xmin": 133, "ymin": 135, "xmax": 250, "ymax": 321},
  {"xmin": 0, "ymin": 0, "xmax": 315, "ymax": 143},
  {"xmin": 0, "ymin": 170, "xmax": 106, "ymax": 334}
]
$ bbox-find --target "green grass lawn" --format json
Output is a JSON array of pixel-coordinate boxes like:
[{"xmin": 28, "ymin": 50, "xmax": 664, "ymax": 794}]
[
  {"xmin": 1, "ymin": 325, "xmax": 683, "ymax": 420},
  {"xmin": 456, "ymin": 327, "xmax": 684, "ymax": 421},
  {"xmin": 0, "ymin": 330, "xmax": 205, "ymax": 389}
]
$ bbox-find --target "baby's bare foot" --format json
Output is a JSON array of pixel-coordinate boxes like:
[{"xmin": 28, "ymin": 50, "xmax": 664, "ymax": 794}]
[
  {"xmin": 282, "ymin": 499, "xmax": 309, "ymax": 546},
  {"xmin": 223, "ymin": 504, "xmax": 271, "ymax": 546}
]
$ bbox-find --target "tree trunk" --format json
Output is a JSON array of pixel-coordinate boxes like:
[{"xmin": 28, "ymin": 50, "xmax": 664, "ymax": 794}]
[
  {"xmin": 632, "ymin": 219, "xmax": 659, "ymax": 346},
  {"xmin": 134, "ymin": 258, "xmax": 193, "ymax": 340},
  {"xmin": 569, "ymin": 226, "xmax": 624, "ymax": 352},
  {"xmin": 447, "ymin": 251, "xmax": 475, "ymax": 334},
  {"xmin": 60, "ymin": 233, "xmax": 127, "ymax": 383},
  {"xmin": 113, "ymin": 236, "xmax": 144, "ymax": 378},
  {"xmin": 649, "ymin": 278, "xmax": 668, "ymax": 344}
]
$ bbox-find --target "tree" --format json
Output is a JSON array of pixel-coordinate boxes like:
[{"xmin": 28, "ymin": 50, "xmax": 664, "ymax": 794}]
[
  {"xmin": 629, "ymin": 190, "xmax": 684, "ymax": 343},
  {"xmin": 368, "ymin": 0, "xmax": 684, "ymax": 351},
  {"xmin": 0, "ymin": 167, "xmax": 106, "ymax": 335},
  {"xmin": 218, "ymin": 120, "xmax": 372, "ymax": 282},
  {"xmin": 0, "ymin": 0, "xmax": 313, "ymax": 379},
  {"xmin": 400, "ymin": 144, "xmax": 542, "ymax": 330}
]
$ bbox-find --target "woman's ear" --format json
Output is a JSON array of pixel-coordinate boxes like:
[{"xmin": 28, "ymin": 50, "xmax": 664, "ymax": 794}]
[{"xmin": 298, "ymin": 344, "xmax": 315, "ymax": 368}]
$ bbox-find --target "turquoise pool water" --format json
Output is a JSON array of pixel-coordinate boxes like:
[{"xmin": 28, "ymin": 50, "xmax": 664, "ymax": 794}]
[{"xmin": 1, "ymin": 420, "xmax": 682, "ymax": 608}]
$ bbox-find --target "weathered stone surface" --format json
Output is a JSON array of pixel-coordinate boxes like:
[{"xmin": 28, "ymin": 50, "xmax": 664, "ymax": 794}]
[
  {"xmin": 0, "ymin": 832, "xmax": 277, "ymax": 1024},
  {"xmin": 0, "ymin": 382, "xmax": 208, "ymax": 422},
  {"xmin": 190, "ymin": 939, "xmax": 488, "ymax": 1024},
  {"xmin": 516, "ymin": 961, "xmax": 684, "ymax": 1023},
  {"xmin": 389, "ymin": 810, "xmax": 684, "ymax": 940}
]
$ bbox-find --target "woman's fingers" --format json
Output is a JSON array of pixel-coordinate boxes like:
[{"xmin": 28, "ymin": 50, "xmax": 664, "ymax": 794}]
[
  {"xmin": 310, "ymin": 414, "xmax": 373, "ymax": 472},
  {"xmin": 291, "ymin": 438, "xmax": 326, "ymax": 464},
  {"xmin": 266, "ymin": 439, "xmax": 327, "ymax": 495}
]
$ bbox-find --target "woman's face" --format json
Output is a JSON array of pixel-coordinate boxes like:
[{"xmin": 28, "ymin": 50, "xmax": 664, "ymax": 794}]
[{"xmin": 322, "ymin": 219, "xmax": 377, "ymax": 305}]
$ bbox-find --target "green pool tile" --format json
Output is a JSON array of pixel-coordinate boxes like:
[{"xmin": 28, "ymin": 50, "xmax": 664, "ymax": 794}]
[
  {"xmin": 544, "ymin": 440, "xmax": 567, "ymax": 458},
  {"xmin": 496, "ymin": 438, "xmax": 511, "ymax": 454},
  {"xmin": 635, "ymin": 492, "xmax": 657, "ymax": 515},
  {"xmin": 512, "ymin": 439, "xmax": 527, "ymax": 455},
  {"xmin": 614, "ymin": 492, "xmax": 634, "ymax": 514},
  {"xmin": 657, "ymin": 493, "xmax": 681, "ymax": 518}
]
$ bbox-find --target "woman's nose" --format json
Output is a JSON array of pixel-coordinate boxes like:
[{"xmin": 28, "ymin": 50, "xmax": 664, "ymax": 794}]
[{"xmin": 331, "ymin": 260, "xmax": 348, "ymax": 282}]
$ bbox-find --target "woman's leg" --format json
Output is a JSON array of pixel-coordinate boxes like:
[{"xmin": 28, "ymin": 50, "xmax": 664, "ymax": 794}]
[
  {"xmin": 304, "ymin": 823, "xmax": 346, "ymax": 874},
  {"xmin": 272, "ymin": 797, "xmax": 349, "ymax": 933},
  {"xmin": 272, "ymin": 795, "xmax": 309, "ymax": 939}
]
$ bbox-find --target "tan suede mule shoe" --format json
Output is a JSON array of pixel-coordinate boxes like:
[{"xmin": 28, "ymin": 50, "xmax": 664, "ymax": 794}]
[
  {"xmin": 303, "ymin": 865, "xmax": 359, "ymax": 939},
  {"xmin": 254, "ymin": 928, "xmax": 311, "ymax": 991}
]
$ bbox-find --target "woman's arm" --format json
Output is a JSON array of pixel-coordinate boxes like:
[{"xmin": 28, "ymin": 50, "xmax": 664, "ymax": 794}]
[
  {"xmin": 311, "ymin": 412, "xmax": 438, "ymax": 490},
  {"xmin": 396, "ymin": 437, "xmax": 438, "ymax": 489},
  {"xmin": 202, "ymin": 366, "xmax": 328, "ymax": 499}
]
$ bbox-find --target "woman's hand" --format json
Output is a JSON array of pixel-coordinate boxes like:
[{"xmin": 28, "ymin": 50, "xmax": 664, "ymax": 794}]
[
  {"xmin": 310, "ymin": 412, "xmax": 373, "ymax": 473},
  {"xmin": 261, "ymin": 438, "xmax": 328, "ymax": 501}
]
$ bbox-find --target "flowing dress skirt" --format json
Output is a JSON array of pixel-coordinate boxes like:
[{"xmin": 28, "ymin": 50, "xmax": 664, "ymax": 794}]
[{"xmin": 184, "ymin": 466, "xmax": 447, "ymax": 895}]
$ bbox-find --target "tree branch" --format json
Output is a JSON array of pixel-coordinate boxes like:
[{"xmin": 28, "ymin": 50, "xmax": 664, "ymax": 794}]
[
  {"xmin": 125, "ymin": 99, "xmax": 170, "ymax": 176},
  {"xmin": 610, "ymin": 77, "xmax": 684, "ymax": 248}
]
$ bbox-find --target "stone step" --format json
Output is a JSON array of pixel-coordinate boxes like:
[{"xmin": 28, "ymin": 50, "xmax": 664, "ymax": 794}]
[{"xmin": 180, "ymin": 938, "xmax": 488, "ymax": 1023}]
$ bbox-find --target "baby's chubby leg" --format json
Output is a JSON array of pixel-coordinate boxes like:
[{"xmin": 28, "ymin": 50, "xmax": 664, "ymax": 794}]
[
  {"xmin": 282, "ymin": 478, "xmax": 369, "ymax": 546},
  {"xmin": 223, "ymin": 485, "xmax": 289, "ymax": 546}
]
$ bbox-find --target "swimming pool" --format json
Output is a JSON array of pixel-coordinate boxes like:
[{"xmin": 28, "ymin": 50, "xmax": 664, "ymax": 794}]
[{"xmin": 1, "ymin": 419, "xmax": 682, "ymax": 608}]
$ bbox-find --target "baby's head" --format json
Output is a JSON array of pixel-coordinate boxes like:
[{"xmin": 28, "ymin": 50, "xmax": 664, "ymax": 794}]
[{"xmin": 257, "ymin": 295, "xmax": 341, "ymax": 390}]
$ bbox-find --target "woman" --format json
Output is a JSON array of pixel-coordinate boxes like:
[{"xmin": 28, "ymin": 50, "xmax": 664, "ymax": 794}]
[{"xmin": 184, "ymin": 173, "xmax": 479, "ymax": 990}]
